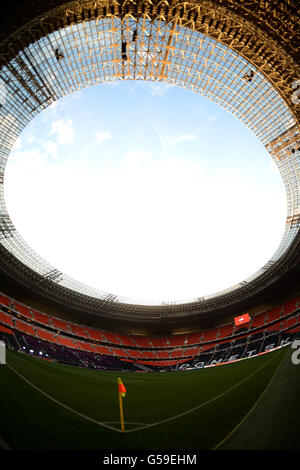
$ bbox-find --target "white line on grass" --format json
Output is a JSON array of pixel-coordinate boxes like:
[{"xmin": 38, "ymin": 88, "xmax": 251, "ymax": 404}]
[
  {"xmin": 213, "ymin": 348, "xmax": 287, "ymax": 449},
  {"xmin": 7, "ymin": 364, "xmax": 123, "ymax": 433},
  {"xmin": 7, "ymin": 351, "xmax": 281, "ymax": 435},
  {"xmin": 124, "ymin": 351, "xmax": 282, "ymax": 433}
]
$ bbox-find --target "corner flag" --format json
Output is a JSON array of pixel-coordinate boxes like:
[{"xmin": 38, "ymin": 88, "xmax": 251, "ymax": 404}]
[
  {"xmin": 118, "ymin": 378, "xmax": 126, "ymax": 432},
  {"xmin": 118, "ymin": 377, "xmax": 127, "ymax": 397}
]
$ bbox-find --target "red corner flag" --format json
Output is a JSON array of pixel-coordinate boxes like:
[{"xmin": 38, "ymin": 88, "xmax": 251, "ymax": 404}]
[
  {"xmin": 118, "ymin": 378, "xmax": 127, "ymax": 398},
  {"xmin": 118, "ymin": 378, "xmax": 126, "ymax": 432}
]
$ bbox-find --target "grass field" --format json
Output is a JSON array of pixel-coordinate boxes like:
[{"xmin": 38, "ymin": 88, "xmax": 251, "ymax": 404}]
[{"xmin": 0, "ymin": 345, "xmax": 298, "ymax": 451}]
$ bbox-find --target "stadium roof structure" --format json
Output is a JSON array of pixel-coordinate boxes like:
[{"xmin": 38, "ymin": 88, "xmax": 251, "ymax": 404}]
[{"xmin": 0, "ymin": 0, "xmax": 299, "ymax": 334}]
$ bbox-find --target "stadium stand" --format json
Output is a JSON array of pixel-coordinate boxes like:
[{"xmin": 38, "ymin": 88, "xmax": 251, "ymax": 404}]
[{"xmin": 0, "ymin": 291, "xmax": 299, "ymax": 371}]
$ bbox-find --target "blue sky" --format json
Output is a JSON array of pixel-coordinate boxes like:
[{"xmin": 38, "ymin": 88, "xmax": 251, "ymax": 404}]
[{"xmin": 4, "ymin": 80, "xmax": 287, "ymax": 303}]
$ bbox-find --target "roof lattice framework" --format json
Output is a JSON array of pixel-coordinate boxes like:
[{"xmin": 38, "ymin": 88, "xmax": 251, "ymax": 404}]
[{"xmin": 0, "ymin": 0, "xmax": 299, "ymax": 333}]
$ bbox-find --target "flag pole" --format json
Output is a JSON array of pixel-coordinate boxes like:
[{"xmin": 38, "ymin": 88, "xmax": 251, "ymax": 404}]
[{"xmin": 118, "ymin": 378, "xmax": 125, "ymax": 432}]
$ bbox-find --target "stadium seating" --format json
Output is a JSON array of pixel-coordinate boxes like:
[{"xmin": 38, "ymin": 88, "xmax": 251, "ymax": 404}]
[
  {"xmin": 0, "ymin": 294, "xmax": 10, "ymax": 307},
  {"xmin": 131, "ymin": 336, "xmax": 152, "ymax": 348},
  {"xmin": 0, "ymin": 290, "xmax": 299, "ymax": 370},
  {"xmin": 156, "ymin": 350, "xmax": 170, "ymax": 359},
  {"xmin": 14, "ymin": 303, "xmax": 33, "ymax": 319},
  {"xmin": 0, "ymin": 324, "xmax": 13, "ymax": 335},
  {"xmin": 56, "ymin": 335, "xmax": 77, "ymax": 349},
  {"xmin": 250, "ymin": 311, "xmax": 266, "ymax": 329},
  {"xmin": 167, "ymin": 336, "xmax": 187, "ymax": 347},
  {"xmin": 14, "ymin": 319, "xmax": 36, "ymax": 337},
  {"xmin": 85, "ymin": 328, "xmax": 103, "ymax": 341},
  {"xmin": 283, "ymin": 298, "xmax": 298, "ymax": 315},
  {"xmin": 266, "ymin": 306, "xmax": 282, "ymax": 323},
  {"xmin": 33, "ymin": 311, "xmax": 50, "ymax": 326},
  {"xmin": 36, "ymin": 329, "xmax": 56, "ymax": 343},
  {"xmin": 116, "ymin": 334, "xmax": 136, "ymax": 347},
  {"xmin": 218, "ymin": 324, "xmax": 235, "ymax": 339},
  {"xmin": 149, "ymin": 337, "xmax": 168, "ymax": 348},
  {"xmin": 0, "ymin": 311, "xmax": 14, "ymax": 328},
  {"xmin": 70, "ymin": 324, "xmax": 88, "ymax": 338},
  {"xmin": 50, "ymin": 318, "xmax": 69, "ymax": 332},
  {"xmin": 202, "ymin": 329, "xmax": 218, "ymax": 342}
]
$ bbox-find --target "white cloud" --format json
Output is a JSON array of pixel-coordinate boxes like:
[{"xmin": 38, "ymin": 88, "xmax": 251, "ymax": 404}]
[
  {"xmin": 152, "ymin": 122, "xmax": 197, "ymax": 150},
  {"xmin": 26, "ymin": 135, "xmax": 36, "ymax": 144},
  {"xmin": 50, "ymin": 118, "xmax": 75, "ymax": 145},
  {"xmin": 125, "ymin": 149, "xmax": 151, "ymax": 168},
  {"xmin": 149, "ymin": 81, "xmax": 174, "ymax": 96},
  {"xmin": 42, "ymin": 140, "xmax": 59, "ymax": 159},
  {"xmin": 95, "ymin": 130, "xmax": 112, "ymax": 143},
  {"xmin": 36, "ymin": 118, "xmax": 76, "ymax": 159}
]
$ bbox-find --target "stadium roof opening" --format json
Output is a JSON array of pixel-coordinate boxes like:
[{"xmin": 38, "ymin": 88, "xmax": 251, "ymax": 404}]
[{"xmin": 4, "ymin": 81, "xmax": 286, "ymax": 304}]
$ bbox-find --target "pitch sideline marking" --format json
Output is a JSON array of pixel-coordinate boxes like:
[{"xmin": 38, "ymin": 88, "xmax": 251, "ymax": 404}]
[
  {"xmin": 7, "ymin": 350, "xmax": 281, "ymax": 435},
  {"xmin": 213, "ymin": 347, "xmax": 287, "ymax": 449},
  {"xmin": 123, "ymin": 350, "xmax": 283, "ymax": 433}
]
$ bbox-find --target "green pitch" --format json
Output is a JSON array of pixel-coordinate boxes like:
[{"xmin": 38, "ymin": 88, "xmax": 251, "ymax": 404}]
[{"xmin": 0, "ymin": 346, "xmax": 298, "ymax": 450}]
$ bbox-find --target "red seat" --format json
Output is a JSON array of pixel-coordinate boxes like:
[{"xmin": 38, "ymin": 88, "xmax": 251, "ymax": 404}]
[
  {"xmin": 94, "ymin": 344, "xmax": 111, "ymax": 355},
  {"xmin": 15, "ymin": 303, "xmax": 33, "ymax": 319},
  {"xmin": 34, "ymin": 312, "xmax": 50, "ymax": 325},
  {"xmin": 51, "ymin": 318, "xmax": 68, "ymax": 331},
  {"xmin": 267, "ymin": 322, "xmax": 282, "ymax": 332},
  {"xmin": 170, "ymin": 348, "xmax": 183, "ymax": 358},
  {"xmin": 184, "ymin": 347, "xmax": 199, "ymax": 357},
  {"xmin": 218, "ymin": 325, "xmax": 234, "ymax": 339},
  {"xmin": 283, "ymin": 298, "xmax": 298, "ymax": 316},
  {"xmin": 100, "ymin": 330, "xmax": 121, "ymax": 344},
  {"xmin": 202, "ymin": 329, "xmax": 217, "ymax": 342},
  {"xmin": 56, "ymin": 335, "xmax": 77, "ymax": 348},
  {"xmin": 0, "ymin": 324, "xmax": 13, "ymax": 334},
  {"xmin": 132, "ymin": 336, "xmax": 151, "ymax": 348},
  {"xmin": 251, "ymin": 312, "xmax": 266, "ymax": 329},
  {"xmin": 282, "ymin": 316, "xmax": 298, "ymax": 330},
  {"xmin": 138, "ymin": 358, "xmax": 187, "ymax": 367},
  {"xmin": 156, "ymin": 350, "xmax": 170, "ymax": 359},
  {"xmin": 85, "ymin": 328, "xmax": 103, "ymax": 341},
  {"xmin": 36, "ymin": 328, "xmax": 56, "ymax": 343},
  {"xmin": 0, "ymin": 311, "xmax": 14, "ymax": 328},
  {"xmin": 110, "ymin": 347, "xmax": 129, "ymax": 357},
  {"xmin": 0, "ymin": 294, "xmax": 9, "ymax": 307},
  {"xmin": 80, "ymin": 342, "xmax": 96, "ymax": 353},
  {"xmin": 266, "ymin": 307, "xmax": 281, "ymax": 323},
  {"xmin": 71, "ymin": 325, "xmax": 88, "ymax": 337},
  {"xmin": 167, "ymin": 336, "xmax": 186, "ymax": 347},
  {"xmin": 140, "ymin": 350, "xmax": 156, "ymax": 359},
  {"xmin": 15, "ymin": 319, "xmax": 36, "ymax": 336},
  {"xmin": 149, "ymin": 337, "xmax": 168, "ymax": 348},
  {"xmin": 117, "ymin": 334, "xmax": 136, "ymax": 347},
  {"xmin": 185, "ymin": 332, "xmax": 203, "ymax": 345}
]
